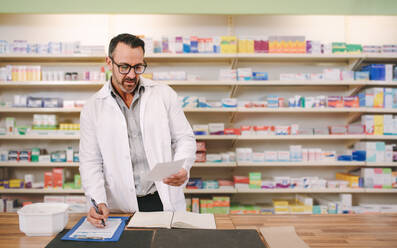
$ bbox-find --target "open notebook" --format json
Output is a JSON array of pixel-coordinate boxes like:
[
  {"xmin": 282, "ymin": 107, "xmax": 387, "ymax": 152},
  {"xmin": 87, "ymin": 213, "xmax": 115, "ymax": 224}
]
[{"xmin": 127, "ymin": 211, "xmax": 216, "ymax": 229}]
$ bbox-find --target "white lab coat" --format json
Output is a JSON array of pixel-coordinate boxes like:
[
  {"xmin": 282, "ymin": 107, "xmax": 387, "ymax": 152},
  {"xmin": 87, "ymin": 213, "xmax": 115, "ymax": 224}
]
[{"xmin": 79, "ymin": 78, "xmax": 196, "ymax": 213}]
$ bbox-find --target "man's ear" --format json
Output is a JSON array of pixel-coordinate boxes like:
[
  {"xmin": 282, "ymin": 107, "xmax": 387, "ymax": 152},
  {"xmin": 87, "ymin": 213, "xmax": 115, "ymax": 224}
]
[{"xmin": 105, "ymin": 57, "xmax": 112, "ymax": 71}]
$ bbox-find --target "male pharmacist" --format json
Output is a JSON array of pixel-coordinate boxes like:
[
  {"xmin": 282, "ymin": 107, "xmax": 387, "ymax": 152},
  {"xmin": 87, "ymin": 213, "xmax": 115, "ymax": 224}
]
[{"xmin": 79, "ymin": 33, "xmax": 196, "ymax": 227}]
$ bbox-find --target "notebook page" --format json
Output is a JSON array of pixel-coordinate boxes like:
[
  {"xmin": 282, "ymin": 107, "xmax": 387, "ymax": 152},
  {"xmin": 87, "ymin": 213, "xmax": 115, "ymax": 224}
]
[
  {"xmin": 127, "ymin": 211, "xmax": 173, "ymax": 229},
  {"xmin": 171, "ymin": 212, "xmax": 216, "ymax": 229}
]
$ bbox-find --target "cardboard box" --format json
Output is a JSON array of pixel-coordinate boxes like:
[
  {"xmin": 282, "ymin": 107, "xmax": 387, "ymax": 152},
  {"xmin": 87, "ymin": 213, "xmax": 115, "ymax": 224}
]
[
  {"xmin": 44, "ymin": 172, "xmax": 53, "ymax": 188},
  {"xmin": 374, "ymin": 88, "xmax": 384, "ymax": 108},
  {"xmin": 52, "ymin": 168, "xmax": 64, "ymax": 188}
]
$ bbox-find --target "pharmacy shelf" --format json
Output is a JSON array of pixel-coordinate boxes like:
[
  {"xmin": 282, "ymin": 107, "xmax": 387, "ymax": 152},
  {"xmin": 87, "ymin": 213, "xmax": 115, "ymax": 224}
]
[
  {"xmin": 0, "ymin": 189, "xmax": 84, "ymax": 194},
  {"xmin": 0, "ymin": 107, "xmax": 82, "ymax": 113},
  {"xmin": 362, "ymin": 53, "xmax": 397, "ymax": 62},
  {"xmin": 236, "ymin": 188, "xmax": 397, "ymax": 193},
  {"xmin": 2, "ymin": 80, "xmax": 397, "ymax": 88},
  {"xmin": 236, "ymin": 188, "xmax": 367, "ymax": 193},
  {"xmin": 184, "ymin": 108, "xmax": 236, "ymax": 113},
  {"xmin": 0, "ymin": 161, "xmax": 395, "ymax": 168},
  {"xmin": 192, "ymin": 162, "xmax": 236, "ymax": 168},
  {"xmin": 0, "ymin": 54, "xmax": 105, "ymax": 63},
  {"xmin": 1, "ymin": 188, "xmax": 394, "ymax": 195},
  {"xmin": 366, "ymin": 162, "xmax": 397, "ymax": 167},
  {"xmin": 195, "ymin": 134, "xmax": 397, "ymax": 141},
  {"xmin": 145, "ymin": 53, "xmax": 235, "ymax": 62},
  {"xmin": 0, "ymin": 135, "xmax": 79, "ymax": 140},
  {"xmin": 364, "ymin": 188, "xmax": 397, "ymax": 193},
  {"xmin": 1, "ymin": 53, "xmax": 395, "ymax": 63},
  {"xmin": 167, "ymin": 80, "xmax": 236, "ymax": 86},
  {"xmin": 195, "ymin": 135, "xmax": 237, "ymax": 140},
  {"xmin": 1, "ymin": 134, "xmax": 393, "ymax": 141},
  {"xmin": 184, "ymin": 108, "xmax": 397, "ymax": 114},
  {"xmin": 236, "ymin": 107, "xmax": 397, "ymax": 114},
  {"xmin": 166, "ymin": 80, "xmax": 376, "ymax": 87},
  {"xmin": 0, "ymin": 81, "xmax": 105, "ymax": 88},
  {"xmin": 0, "ymin": 162, "xmax": 79, "ymax": 167},
  {"xmin": 236, "ymin": 53, "xmax": 364, "ymax": 62},
  {"xmin": 237, "ymin": 135, "xmax": 365, "ymax": 140},
  {"xmin": 2, "ymin": 107, "xmax": 397, "ymax": 114},
  {"xmin": 237, "ymin": 162, "xmax": 367, "ymax": 167},
  {"xmin": 183, "ymin": 188, "xmax": 237, "ymax": 194},
  {"xmin": 365, "ymin": 135, "xmax": 397, "ymax": 140}
]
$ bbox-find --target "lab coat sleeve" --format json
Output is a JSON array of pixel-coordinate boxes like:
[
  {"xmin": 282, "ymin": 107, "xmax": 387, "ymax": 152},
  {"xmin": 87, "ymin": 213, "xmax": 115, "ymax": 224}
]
[
  {"xmin": 167, "ymin": 87, "xmax": 196, "ymax": 181},
  {"xmin": 79, "ymin": 101, "xmax": 107, "ymax": 206}
]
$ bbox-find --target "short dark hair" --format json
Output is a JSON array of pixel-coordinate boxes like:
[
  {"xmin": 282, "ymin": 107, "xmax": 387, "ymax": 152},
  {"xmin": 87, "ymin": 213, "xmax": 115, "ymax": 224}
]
[{"xmin": 108, "ymin": 33, "xmax": 145, "ymax": 57}]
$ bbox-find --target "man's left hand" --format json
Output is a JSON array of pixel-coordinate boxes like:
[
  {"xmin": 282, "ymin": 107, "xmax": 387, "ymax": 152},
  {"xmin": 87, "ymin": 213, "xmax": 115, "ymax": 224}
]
[{"xmin": 163, "ymin": 168, "xmax": 188, "ymax": 186}]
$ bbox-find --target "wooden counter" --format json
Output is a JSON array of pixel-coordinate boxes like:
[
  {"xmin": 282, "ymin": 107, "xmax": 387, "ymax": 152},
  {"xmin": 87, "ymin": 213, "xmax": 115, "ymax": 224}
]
[{"xmin": 1, "ymin": 213, "xmax": 397, "ymax": 248}]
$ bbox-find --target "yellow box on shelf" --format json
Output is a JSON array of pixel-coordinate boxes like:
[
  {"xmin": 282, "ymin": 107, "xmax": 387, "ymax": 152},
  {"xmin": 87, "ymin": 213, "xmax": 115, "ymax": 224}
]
[
  {"xmin": 374, "ymin": 115, "xmax": 384, "ymax": 135},
  {"xmin": 220, "ymin": 36, "xmax": 237, "ymax": 54},
  {"xmin": 272, "ymin": 199, "xmax": 289, "ymax": 207},
  {"xmin": 289, "ymin": 204, "xmax": 305, "ymax": 213},
  {"xmin": 237, "ymin": 39, "xmax": 254, "ymax": 53},
  {"xmin": 335, "ymin": 173, "xmax": 360, "ymax": 188},
  {"xmin": 274, "ymin": 207, "xmax": 289, "ymax": 214}
]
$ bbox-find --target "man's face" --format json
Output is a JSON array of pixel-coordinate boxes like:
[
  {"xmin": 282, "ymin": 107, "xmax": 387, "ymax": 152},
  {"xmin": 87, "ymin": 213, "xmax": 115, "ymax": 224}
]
[{"xmin": 106, "ymin": 43, "xmax": 144, "ymax": 94}]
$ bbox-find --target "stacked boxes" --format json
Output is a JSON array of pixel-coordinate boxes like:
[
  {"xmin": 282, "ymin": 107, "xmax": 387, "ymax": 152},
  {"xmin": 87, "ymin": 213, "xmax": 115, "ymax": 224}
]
[
  {"xmin": 335, "ymin": 173, "xmax": 361, "ymax": 188},
  {"xmin": 355, "ymin": 142, "xmax": 394, "ymax": 163},
  {"xmin": 249, "ymin": 172, "xmax": 261, "ymax": 189},
  {"xmin": 272, "ymin": 199, "xmax": 289, "ymax": 214},
  {"xmin": 220, "ymin": 36, "xmax": 237, "ymax": 53},
  {"xmin": 268, "ymin": 36, "xmax": 306, "ymax": 53},
  {"xmin": 186, "ymin": 196, "xmax": 230, "ymax": 214},
  {"xmin": 361, "ymin": 168, "xmax": 393, "ymax": 189}
]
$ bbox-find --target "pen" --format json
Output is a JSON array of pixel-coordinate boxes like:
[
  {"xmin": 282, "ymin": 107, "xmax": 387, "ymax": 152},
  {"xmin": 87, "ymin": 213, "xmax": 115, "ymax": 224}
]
[{"xmin": 91, "ymin": 198, "xmax": 106, "ymax": 227}]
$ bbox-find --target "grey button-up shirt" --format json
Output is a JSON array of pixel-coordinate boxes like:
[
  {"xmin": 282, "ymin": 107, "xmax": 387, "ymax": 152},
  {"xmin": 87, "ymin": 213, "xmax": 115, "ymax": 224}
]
[{"xmin": 109, "ymin": 80, "xmax": 156, "ymax": 196}]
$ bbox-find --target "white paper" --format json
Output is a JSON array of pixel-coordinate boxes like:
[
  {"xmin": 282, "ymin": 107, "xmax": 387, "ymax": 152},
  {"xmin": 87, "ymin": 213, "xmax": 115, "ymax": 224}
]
[
  {"xmin": 70, "ymin": 218, "xmax": 122, "ymax": 239},
  {"xmin": 127, "ymin": 211, "xmax": 173, "ymax": 229},
  {"xmin": 172, "ymin": 212, "xmax": 216, "ymax": 229},
  {"xmin": 126, "ymin": 211, "xmax": 216, "ymax": 230},
  {"xmin": 142, "ymin": 159, "xmax": 185, "ymax": 181}
]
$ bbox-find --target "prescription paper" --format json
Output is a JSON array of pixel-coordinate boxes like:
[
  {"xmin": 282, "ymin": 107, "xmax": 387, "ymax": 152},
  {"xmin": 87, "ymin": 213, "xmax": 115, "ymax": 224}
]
[
  {"xmin": 70, "ymin": 218, "xmax": 122, "ymax": 239},
  {"xmin": 142, "ymin": 159, "xmax": 185, "ymax": 181}
]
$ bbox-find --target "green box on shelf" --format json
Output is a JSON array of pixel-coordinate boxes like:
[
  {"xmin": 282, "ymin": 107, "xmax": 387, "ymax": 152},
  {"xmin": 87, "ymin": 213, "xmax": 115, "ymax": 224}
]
[
  {"xmin": 249, "ymin": 172, "xmax": 261, "ymax": 189},
  {"xmin": 31, "ymin": 148, "xmax": 40, "ymax": 162},
  {"xmin": 63, "ymin": 182, "xmax": 74, "ymax": 189},
  {"xmin": 346, "ymin": 44, "xmax": 363, "ymax": 53},
  {"xmin": 383, "ymin": 168, "xmax": 392, "ymax": 188},
  {"xmin": 74, "ymin": 174, "xmax": 81, "ymax": 189},
  {"xmin": 212, "ymin": 196, "xmax": 230, "ymax": 214},
  {"xmin": 200, "ymin": 199, "xmax": 207, "ymax": 213}
]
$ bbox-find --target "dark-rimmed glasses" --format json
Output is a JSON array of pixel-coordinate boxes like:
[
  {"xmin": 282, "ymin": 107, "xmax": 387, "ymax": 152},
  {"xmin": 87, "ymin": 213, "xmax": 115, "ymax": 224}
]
[{"xmin": 109, "ymin": 56, "xmax": 147, "ymax": 75}]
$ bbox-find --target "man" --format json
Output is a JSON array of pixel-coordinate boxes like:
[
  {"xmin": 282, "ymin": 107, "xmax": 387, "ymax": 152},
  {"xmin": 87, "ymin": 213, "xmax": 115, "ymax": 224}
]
[{"xmin": 79, "ymin": 33, "xmax": 196, "ymax": 228}]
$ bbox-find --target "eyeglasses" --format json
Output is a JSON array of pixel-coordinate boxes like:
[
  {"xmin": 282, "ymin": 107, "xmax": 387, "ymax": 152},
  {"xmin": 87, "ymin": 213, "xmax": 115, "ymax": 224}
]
[{"xmin": 109, "ymin": 56, "xmax": 147, "ymax": 75}]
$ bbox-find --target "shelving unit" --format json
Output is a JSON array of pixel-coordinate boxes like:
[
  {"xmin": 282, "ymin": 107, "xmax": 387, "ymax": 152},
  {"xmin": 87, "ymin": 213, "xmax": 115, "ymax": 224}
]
[
  {"xmin": 2, "ymin": 80, "xmax": 397, "ymax": 89},
  {"xmin": 0, "ymin": 135, "xmax": 79, "ymax": 140},
  {"xmin": 1, "ymin": 161, "xmax": 396, "ymax": 168},
  {"xmin": 1, "ymin": 188, "xmax": 395, "ymax": 194},
  {"xmin": 0, "ymin": 107, "xmax": 82, "ymax": 113},
  {"xmin": 0, "ymin": 38, "xmax": 396, "ymax": 208},
  {"xmin": 0, "ymin": 162, "xmax": 79, "ymax": 167}
]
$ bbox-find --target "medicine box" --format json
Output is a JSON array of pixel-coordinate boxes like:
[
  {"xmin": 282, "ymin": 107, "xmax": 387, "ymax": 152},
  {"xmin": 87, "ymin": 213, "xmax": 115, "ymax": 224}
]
[{"xmin": 52, "ymin": 168, "xmax": 64, "ymax": 188}]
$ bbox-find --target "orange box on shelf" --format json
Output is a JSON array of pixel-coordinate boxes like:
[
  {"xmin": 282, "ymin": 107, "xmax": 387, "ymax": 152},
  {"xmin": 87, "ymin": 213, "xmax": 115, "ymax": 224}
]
[
  {"xmin": 44, "ymin": 172, "xmax": 53, "ymax": 188},
  {"xmin": 52, "ymin": 168, "xmax": 64, "ymax": 188}
]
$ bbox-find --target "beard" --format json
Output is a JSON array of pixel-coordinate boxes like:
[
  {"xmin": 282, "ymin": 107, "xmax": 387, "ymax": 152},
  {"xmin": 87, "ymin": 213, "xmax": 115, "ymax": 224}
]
[{"xmin": 116, "ymin": 76, "xmax": 139, "ymax": 94}]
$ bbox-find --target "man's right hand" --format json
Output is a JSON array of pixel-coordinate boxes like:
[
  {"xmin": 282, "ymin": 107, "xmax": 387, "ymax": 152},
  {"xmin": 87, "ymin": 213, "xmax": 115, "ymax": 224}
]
[{"xmin": 87, "ymin": 203, "xmax": 109, "ymax": 228}]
